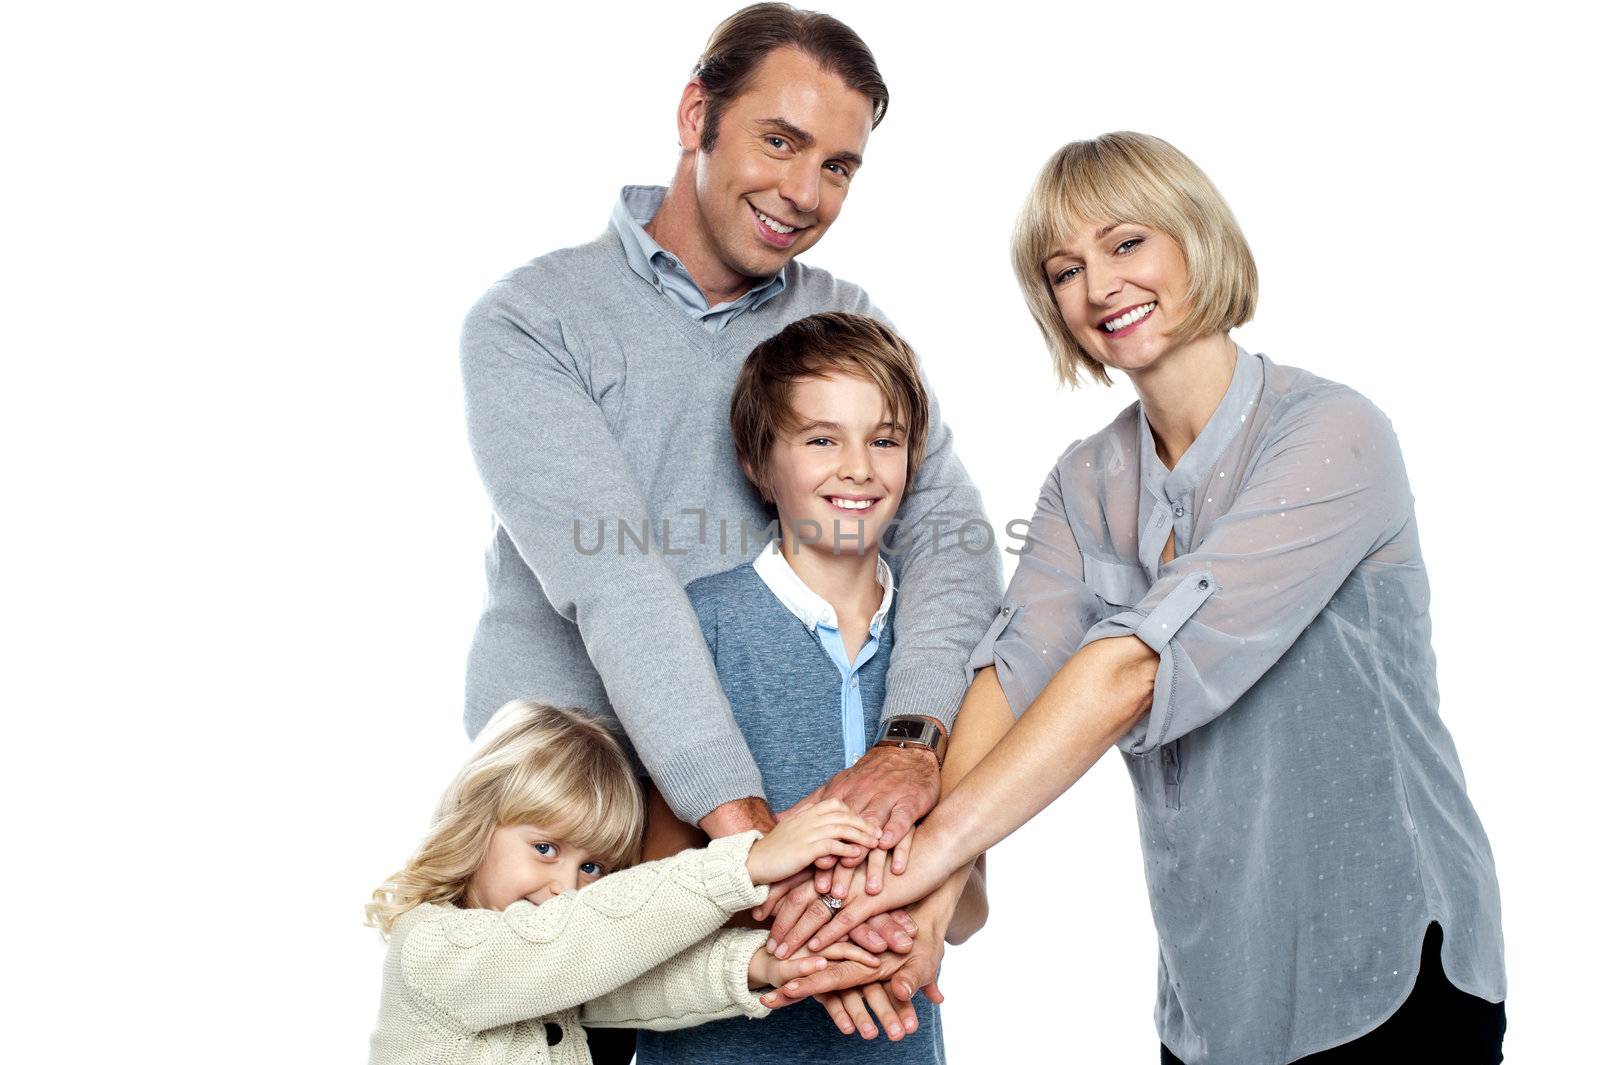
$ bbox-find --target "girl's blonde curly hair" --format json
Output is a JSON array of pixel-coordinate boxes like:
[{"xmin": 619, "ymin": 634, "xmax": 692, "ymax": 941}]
[{"xmin": 366, "ymin": 700, "xmax": 647, "ymax": 935}]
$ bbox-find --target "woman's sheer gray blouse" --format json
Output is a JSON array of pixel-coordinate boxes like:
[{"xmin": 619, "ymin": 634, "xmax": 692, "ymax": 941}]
[{"xmin": 969, "ymin": 348, "xmax": 1504, "ymax": 1065}]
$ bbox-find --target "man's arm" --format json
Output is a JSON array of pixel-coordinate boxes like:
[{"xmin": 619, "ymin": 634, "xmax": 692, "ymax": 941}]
[{"xmin": 461, "ymin": 277, "xmax": 765, "ymax": 829}]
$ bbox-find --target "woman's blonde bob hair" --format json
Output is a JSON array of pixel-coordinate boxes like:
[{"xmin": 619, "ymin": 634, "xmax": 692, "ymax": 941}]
[
  {"xmin": 1012, "ymin": 131, "xmax": 1258, "ymax": 387},
  {"xmin": 365, "ymin": 700, "xmax": 647, "ymax": 934}
]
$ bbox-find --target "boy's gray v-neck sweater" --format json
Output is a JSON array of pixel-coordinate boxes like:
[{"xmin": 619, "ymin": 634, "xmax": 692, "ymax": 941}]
[{"xmin": 460, "ymin": 227, "xmax": 1001, "ymax": 824}]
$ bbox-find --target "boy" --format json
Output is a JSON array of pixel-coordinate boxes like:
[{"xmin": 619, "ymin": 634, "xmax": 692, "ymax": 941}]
[{"xmin": 636, "ymin": 312, "xmax": 987, "ymax": 1065}]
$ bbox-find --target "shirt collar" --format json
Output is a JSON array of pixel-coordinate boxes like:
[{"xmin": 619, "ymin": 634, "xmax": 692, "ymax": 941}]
[
  {"xmin": 752, "ymin": 541, "xmax": 895, "ymax": 635},
  {"xmin": 1138, "ymin": 342, "xmax": 1263, "ymax": 498},
  {"xmin": 608, "ymin": 185, "xmax": 786, "ymax": 315}
]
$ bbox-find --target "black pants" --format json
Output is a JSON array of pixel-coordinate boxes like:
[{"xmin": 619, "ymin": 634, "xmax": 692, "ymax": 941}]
[
  {"xmin": 585, "ymin": 1026, "xmax": 635, "ymax": 1065},
  {"xmin": 1161, "ymin": 923, "xmax": 1505, "ymax": 1064}
]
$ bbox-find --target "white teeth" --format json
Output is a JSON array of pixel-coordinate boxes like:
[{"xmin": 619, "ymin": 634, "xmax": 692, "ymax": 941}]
[
  {"xmin": 755, "ymin": 209, "xmax": 796, "ymax": 234},
  {"xmin": 829, "ymin": 497, "xmax": 874, "ymax": 510},
  {"xmin": 1102, "ymin": 302, "xmax": 1156, "ymax": 332}
]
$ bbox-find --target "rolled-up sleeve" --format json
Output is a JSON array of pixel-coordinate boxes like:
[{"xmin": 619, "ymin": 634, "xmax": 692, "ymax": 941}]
[
  {"xmin": 967, "ymin": 451, "xmax": 1104, "ymax": 718},
  {"xmin": 1079, "ymin": 388, "xmax": 1411, "ymax": 754}
]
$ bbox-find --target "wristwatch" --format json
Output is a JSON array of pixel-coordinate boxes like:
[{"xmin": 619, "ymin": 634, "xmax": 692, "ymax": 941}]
[{"xmin": 873, "ymin": 715, "xmax": 949, "ymax": 766}]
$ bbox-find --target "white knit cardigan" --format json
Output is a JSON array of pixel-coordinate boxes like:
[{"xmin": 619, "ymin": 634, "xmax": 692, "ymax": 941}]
[{"xmin": 369, "ymin": 830, "xmax": 773, "ymax": 1064}]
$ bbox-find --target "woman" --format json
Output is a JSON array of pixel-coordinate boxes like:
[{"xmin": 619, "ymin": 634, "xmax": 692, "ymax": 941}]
[{"xmin": 786, "ymin": 132, "xmax": 1506, "ymax": 1063}]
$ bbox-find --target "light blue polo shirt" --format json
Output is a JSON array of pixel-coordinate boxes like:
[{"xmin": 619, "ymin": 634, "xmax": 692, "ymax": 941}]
[{"xmin": 751, "ymin": 541, "xmax": 894, "ymax": 767}]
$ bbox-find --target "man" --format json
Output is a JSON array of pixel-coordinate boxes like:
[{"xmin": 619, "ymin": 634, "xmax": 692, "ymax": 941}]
[{"xmin": 459, "ymin": 6, "xmax": 1000, "ymax": 1052}]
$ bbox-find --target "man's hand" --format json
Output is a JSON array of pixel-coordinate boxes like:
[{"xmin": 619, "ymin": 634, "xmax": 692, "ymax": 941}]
[
  {"xmin": 698, "ymin": 795, "xmax": 775, "ymax": 838},
  {"xmin": 782, "ymin": 744, "xmax": 939, "ymax": 854}
]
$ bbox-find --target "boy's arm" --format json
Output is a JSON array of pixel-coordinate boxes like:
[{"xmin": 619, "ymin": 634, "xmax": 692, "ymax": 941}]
[
  {"xmin": 398, "ymin": 833, "xmax": 766, "ymax": 1034},
  {"xmin": 580, "ymin": 928, "xmax": 773, "ymax": 1030},
  {"xmin": 462, "ymin": 279, "xmax": 766, "ymax": 830}
]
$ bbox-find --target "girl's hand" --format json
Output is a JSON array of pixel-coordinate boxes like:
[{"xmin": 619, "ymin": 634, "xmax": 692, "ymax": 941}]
[
  {"xmin": 746, "ymin": 799, "xmax": 880, "ymax": 885},
  {"xmin": 748, "ymin": 939, "xmax": 883, "ymax": 993}
]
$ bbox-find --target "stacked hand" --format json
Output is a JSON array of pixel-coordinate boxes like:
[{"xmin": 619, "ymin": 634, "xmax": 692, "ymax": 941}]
[{"xmin": 743, "ymin": 745, "xmax": 951, "ymax": 1041}]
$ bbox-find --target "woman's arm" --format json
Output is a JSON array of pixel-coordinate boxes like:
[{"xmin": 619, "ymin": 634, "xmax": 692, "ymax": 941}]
[{"xmin": 804, "ymin": 637, "xmax": 1155, "ymax": 950}]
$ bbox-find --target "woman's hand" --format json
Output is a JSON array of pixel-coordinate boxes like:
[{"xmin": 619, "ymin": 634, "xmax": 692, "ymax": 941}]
[
  {"xmin": 770, "ymin": 855, "xmax": 917, "ymax": 960},
  {"xmin": 801, "ymin": 830, "xmax": 953, "ymax": 952},
  {"xmin": 745, "ymin": 798, "xmax": 880, "ymax": 885}
]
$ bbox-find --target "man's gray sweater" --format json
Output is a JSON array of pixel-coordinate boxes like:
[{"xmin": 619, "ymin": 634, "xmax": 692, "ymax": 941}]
[{"xmin": 460, "ymin": 224, "xmax": 1001, "ymax": 824}]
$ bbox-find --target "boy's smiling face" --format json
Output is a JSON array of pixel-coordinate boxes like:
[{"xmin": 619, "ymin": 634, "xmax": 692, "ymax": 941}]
[{"xmin": 763, "ymin": 371, "xmax": 908, "ymax": 556}]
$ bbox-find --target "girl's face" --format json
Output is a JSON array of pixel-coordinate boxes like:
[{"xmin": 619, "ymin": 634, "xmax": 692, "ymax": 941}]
[
  {"xmin": 465, "ymin": 823, "xmax": 605, "ymax": 909},
  {"xmin": 1043, "ymin": 219, "xmax": 1193, "ymax": 377}
]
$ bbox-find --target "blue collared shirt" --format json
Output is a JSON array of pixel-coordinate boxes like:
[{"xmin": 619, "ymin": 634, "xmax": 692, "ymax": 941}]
[
  {"xmin": 608, "ymin": 185, "xmax": 786, "ymax": 333},
  {"xmin": 751, "ymin": 542, "xmax": 895, "ymax": 767}
]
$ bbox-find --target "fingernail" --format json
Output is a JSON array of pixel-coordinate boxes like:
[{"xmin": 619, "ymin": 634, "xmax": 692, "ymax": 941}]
[
  {"xmin": 776, "ymin": 943, "xmax": 789, "ymax": 959},
  {"xmin": 842, "ymin": 1024, "xmax": 854, "ymax": 1034},
  {"xmin": 807, "ymin": 938, "xmax": 820, "ymax": 950},
  {"xmin": 766, "ymin": 939, "xmax": 777, "ymax": 953},
  {"xmin": 868, "ymin": 878, "xmax": 880, "ymax": 892},
  {"xmin": 812, "ymin": 958, "xmax": 826, "ymax": 970},
  {"xmin": 889, "ymin": 1025, "xmax": 902, "ymax": 1038},
  {"xmin": 786, "ymin": 981, "xmax": 801, "ymax": 991}
]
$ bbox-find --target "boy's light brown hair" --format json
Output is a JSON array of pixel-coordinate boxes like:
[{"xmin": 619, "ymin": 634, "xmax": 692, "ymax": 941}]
[{"xmin": 731, "ymin": 311, "xmax": 928, "ymax": 504}]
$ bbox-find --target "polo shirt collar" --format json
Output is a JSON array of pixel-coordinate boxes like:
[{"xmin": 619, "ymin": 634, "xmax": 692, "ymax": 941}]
[
  {"xmin": 752, "ymin": 541, "xmax": 895, "ymax": 635},
  {"xmin": 608, "ymin": 185, "xmax": 786, "ymax": 314}
]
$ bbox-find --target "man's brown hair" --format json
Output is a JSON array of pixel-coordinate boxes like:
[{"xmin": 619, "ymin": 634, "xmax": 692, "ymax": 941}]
[
  {"xmin": 731, "ymin": 311, "xmax": 928, "ymax": 504},
  {"xmin": 694, "ymin": 3, "xmax": 889, "ymax": 152}
]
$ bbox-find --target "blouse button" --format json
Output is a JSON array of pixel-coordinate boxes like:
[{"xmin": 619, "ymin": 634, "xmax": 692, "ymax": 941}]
[
  {"xmin": 1197, "ymin": 578, "xmax": 1210, "ymax": 590},
  {"xmin": 1174, "ymin": 506, "xmax": 1185, "ymax": 517},
  {"xmin": 1002, "ymin": 606, "xmax": 1013, "ymax": 616},
  {"xmin": 544, "ymin": 1023, "xmax": 563, "ymax": 1046}
]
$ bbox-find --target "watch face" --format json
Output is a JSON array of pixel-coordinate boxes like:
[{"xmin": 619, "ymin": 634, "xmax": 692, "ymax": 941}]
[{"xmin": 886, "ymin": 721, "xmax": 923, "ymax": 742}]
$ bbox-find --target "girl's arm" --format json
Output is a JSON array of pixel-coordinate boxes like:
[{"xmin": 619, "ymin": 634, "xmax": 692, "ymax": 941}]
[
  {"xmin": 398, "ymin": 832, "xmax": 767, "ymax": 1033},
  {"xmin": 580, "ymin": 928, "xmax": 773, "ymax": 1030}
]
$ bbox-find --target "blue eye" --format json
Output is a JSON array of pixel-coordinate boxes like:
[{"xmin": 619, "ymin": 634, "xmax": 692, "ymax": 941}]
[
  {"xmin": 1115, "ymin": 238, "xmax": 1143, "ymax": 254},
  {"xmin": 532, "ymin": 841, "xmax": 555, "ymax": 857},
  {"xmin": 871, "ymin": 438, "xmax": 901, "ymax": 448},
  {"xmin": 1052, "ymin": 265, "xmax": 1081, "ymax": 285},
  {"xmin": 766, "ymin": 136, "xmax": 790, "ymax": 151},
  {"xmin": 579, "ymin": 861, "xmax": 604, "ymax": 878},
  {"xmin": 807, "ymin": 437, "xmax": 835, "ymax": 447}
]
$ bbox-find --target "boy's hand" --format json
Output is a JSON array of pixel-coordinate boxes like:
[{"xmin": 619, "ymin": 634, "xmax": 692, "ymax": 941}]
[
  {"xmin": 746, "ymin": 799, "xmax": 880, "ymax": 885},
  {"xmin": 748, "ymin": 939, "xmax": 882, "ymax": 993}
]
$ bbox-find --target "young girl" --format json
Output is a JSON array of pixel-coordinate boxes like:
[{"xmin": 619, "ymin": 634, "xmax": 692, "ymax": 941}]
[{"xmin": 367, "ymin": 699, "xmax": 885, "ymax": 1065}]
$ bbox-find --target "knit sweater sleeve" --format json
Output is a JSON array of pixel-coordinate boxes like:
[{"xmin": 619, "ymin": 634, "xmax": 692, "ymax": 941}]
[
  {"xmin": 460, "ymin": 276, "xmax": 765, "ymax": 825},
  {"xmin": 580, "ymin": 928, "xmax": 772, "ymax": 1030},
  {"xmin": 397, "ymin": 831, "xmax": 767, "ymax": 1034}
]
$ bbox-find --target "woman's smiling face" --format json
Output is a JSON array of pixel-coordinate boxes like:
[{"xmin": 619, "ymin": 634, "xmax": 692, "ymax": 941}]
[{"xmin": 1043, "ymin": 220, "xmax": 1192, "ymax": 377}]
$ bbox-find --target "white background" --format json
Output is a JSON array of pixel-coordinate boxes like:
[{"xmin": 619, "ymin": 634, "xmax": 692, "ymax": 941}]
[{"xmin": 4, "ymin": 1, "xmax": 1595, "ymax": 1060}]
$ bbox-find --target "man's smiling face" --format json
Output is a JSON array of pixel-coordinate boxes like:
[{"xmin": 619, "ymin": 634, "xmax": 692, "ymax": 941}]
[{"xmin": 689, "ymin": 46, "xmax": 874, "ymax": 287}]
